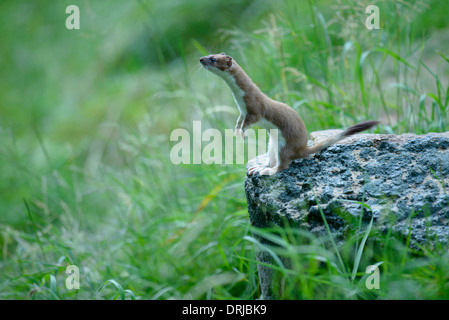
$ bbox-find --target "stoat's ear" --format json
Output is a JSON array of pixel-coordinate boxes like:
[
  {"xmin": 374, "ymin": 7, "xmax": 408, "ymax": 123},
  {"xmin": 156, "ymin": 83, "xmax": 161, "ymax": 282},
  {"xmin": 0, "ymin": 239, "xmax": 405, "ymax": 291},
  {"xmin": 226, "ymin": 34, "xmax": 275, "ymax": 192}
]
[
  {"xmin": 226, "ymin": 56, "xmax": 233, "ymax": 67},
  {"xmin": 219, "ymin": 52, "xmax": 226, "ymax": 55}
]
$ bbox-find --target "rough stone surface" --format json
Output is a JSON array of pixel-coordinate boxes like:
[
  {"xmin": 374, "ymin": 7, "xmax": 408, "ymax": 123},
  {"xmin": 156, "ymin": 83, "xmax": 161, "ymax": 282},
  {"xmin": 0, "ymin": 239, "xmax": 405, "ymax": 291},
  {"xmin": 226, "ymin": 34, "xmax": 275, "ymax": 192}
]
[{"xmin": 245, "ymin": 131, "xmax": 449, "ymax": 299}]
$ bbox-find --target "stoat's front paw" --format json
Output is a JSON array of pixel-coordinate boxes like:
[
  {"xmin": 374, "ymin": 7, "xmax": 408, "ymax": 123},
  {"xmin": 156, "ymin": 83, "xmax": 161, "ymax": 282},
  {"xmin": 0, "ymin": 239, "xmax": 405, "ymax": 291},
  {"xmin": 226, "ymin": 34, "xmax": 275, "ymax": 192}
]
[
  {"xmin": 234, "ymin": 128, "xmax": 242, "ymax": 137},
  {"xmin": 235, "ymin": 128, "xmax": 246, "ymax": 139}
]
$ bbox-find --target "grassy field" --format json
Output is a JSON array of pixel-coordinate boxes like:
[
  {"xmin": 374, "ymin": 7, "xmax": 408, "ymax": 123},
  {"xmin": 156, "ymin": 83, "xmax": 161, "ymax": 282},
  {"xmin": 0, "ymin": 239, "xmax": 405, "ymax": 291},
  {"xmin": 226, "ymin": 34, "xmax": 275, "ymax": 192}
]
[{"xmin": 1, "ymin": 0, "xmax": 449, "ymax": 299}]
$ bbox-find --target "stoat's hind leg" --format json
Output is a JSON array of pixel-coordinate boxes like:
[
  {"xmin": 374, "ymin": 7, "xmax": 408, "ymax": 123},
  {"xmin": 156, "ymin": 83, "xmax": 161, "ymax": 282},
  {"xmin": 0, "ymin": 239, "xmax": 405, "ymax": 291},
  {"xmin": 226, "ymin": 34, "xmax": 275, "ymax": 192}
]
[
  {"xmin": 260, "ymin": 142, "xmax": 298, "ymax": 175},
  {"xmin": 248, "ymin": 133, "xmax": 283, "ymax": 175},
  {"xmin": 269, "ymin": 145, "xmax": 300, "ymax": 174},
  {"xmin": 259, "ymin": 165, "xmax": 279, "ymax": 176},
  {"xmin": 247, "ymin": 152, "xmax": 269, "ymax": 175},
  {"xmin": 258, "ymin": 137, "xmax": 279, "ymax": 175}
]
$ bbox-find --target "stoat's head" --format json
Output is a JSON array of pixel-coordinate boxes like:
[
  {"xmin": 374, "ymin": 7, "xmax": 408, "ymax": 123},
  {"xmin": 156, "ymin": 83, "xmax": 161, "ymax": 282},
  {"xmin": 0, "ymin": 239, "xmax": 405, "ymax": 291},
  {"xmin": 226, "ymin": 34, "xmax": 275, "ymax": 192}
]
[{"xmin": 199, "ymin": 53, "xmax": 233, "ymax": 74}]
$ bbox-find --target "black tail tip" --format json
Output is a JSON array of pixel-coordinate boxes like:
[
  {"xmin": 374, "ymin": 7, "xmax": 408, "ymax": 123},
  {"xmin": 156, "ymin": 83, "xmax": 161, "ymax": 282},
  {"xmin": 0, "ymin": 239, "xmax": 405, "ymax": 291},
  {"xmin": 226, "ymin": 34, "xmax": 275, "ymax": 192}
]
[{"xmin": 343, "ymin": 120, "xmax": 380, "ymax": 136}]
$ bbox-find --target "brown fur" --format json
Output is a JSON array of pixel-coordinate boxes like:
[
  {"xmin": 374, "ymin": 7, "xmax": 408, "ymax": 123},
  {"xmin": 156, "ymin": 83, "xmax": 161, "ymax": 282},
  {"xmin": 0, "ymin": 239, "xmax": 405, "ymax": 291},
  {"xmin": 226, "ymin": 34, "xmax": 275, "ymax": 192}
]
[{"xmin": 200, "ymin": 53, "xmax": 379, "ymax": 174}]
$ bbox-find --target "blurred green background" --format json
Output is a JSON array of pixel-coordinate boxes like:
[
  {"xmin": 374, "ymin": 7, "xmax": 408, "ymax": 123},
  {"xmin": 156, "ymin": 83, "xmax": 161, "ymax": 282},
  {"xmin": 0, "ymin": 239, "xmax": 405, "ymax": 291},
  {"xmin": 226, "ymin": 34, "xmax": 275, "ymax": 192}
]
[{"xmin": 1, "ymin": 0, "xmax": 448, "ymax": 299}]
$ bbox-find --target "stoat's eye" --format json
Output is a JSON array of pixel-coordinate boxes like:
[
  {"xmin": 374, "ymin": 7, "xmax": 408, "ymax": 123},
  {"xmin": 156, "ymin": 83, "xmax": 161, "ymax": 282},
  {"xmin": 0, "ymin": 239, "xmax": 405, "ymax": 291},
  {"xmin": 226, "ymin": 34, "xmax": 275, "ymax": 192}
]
[{"xmin": 210, "ymin": 57, "xmax": 216, "ymax": 63}]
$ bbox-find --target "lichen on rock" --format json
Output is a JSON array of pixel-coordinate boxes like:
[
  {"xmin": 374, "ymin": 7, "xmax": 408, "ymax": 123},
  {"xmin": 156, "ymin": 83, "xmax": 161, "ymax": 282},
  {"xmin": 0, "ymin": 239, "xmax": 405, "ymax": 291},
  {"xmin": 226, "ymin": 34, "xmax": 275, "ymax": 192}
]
[{"xmin": 246, "ymin": 131, "xmax": 449, "ymax": 246}]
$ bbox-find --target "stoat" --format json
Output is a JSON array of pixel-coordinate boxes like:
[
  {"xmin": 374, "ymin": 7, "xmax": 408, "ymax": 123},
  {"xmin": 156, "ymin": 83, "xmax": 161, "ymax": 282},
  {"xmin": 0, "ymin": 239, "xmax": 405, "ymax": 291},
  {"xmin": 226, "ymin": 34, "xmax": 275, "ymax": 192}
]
[{"xmin": 200, "ymin": 52, "xmax": 379, "ymax": 175}]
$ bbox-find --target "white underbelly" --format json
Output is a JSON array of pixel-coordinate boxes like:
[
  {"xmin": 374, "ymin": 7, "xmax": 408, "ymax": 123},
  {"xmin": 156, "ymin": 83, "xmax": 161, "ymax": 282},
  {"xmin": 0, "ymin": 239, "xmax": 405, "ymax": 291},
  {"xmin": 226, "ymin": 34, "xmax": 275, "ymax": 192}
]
[{"xmin": 233, "ymin": 93, "xmax": 247, "ymax": 115}]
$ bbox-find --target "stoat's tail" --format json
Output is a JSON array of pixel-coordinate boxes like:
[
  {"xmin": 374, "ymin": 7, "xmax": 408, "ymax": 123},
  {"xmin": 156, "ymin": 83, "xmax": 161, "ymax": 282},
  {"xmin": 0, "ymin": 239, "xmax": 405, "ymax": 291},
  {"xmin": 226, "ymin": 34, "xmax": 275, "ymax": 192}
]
[{"xmin": 307, "ymin": 120, "xmax": 380, "ymax": 155}]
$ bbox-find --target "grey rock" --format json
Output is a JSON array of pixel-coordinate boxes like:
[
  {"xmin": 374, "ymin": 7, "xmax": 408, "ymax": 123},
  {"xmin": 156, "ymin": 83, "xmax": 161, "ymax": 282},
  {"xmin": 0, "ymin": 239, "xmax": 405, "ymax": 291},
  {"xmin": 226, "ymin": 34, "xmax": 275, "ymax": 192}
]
[{"xmin": 245, "ymin": 131, "xmax": 449, "ymax": 299}]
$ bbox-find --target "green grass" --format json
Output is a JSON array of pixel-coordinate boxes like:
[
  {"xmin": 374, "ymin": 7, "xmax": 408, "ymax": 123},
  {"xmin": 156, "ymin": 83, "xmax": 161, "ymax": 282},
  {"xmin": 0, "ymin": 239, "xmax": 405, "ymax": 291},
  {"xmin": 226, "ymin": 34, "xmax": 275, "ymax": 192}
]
[{"xmin": 1, "ymin": 0, "xmax": 449, "ymax": 299}]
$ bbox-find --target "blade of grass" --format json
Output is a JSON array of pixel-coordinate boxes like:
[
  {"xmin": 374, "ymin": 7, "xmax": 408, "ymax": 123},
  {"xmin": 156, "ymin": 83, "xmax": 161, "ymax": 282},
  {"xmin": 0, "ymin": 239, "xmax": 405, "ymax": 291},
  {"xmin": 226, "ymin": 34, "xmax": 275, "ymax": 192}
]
[
  {"xmin": 436, "ymin": 50, "xmax": 449, "ymax": 64},
  {"xmin": 23, "ymin": 199, "xmax": 46, "ymax": 261},
  {"xmin": 41, "ymin": 274, "xmax": 59, "ymax": 300},
  {"xmin": 373, "ymin": 47, "xmax": 417, "ymax": 70},
  {"xmin": 98, "ymin": 279, "xmax": 135, "ymax": 300},
  {"xmin": 243, "ymin": 235, "xmax": 285, "ymax": 269},
  {"xmin": 351, "ymin": 216, "xmax": 374, "ymax": 281},
  {"xmin": 312, "ymin": 192, "xmax": 346, "ymax": 276}
]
